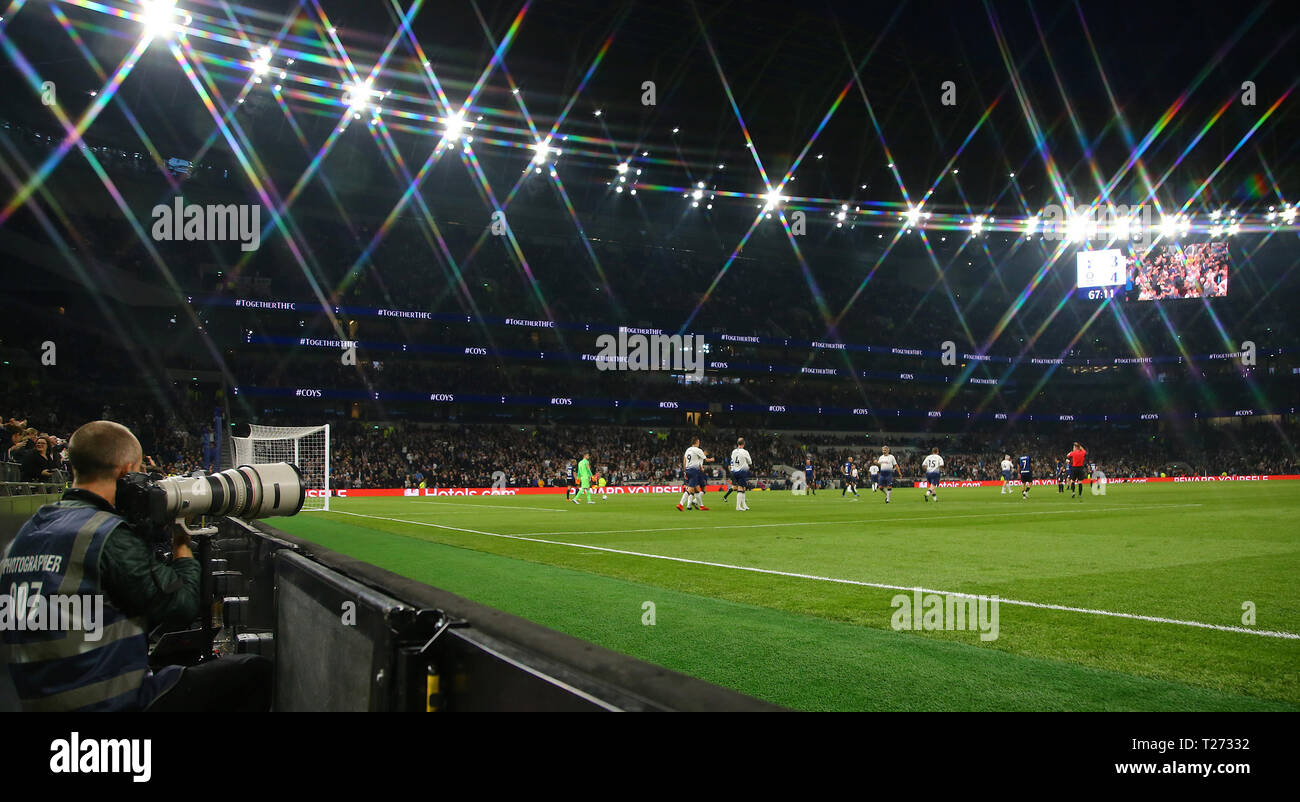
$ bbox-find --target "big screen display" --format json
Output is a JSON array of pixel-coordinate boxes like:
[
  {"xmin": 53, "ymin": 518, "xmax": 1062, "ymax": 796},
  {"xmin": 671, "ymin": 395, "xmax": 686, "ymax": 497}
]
[{"xmin": 1128, "ymin": 242, "xmax": 1230, "ymax": 301}]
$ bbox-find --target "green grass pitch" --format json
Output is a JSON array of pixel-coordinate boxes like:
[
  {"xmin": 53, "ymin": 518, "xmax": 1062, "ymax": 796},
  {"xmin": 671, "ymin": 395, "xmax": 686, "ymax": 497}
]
[{"xmin": 269, "ymin": 482, "xmax": 1300, "ymax": 711}]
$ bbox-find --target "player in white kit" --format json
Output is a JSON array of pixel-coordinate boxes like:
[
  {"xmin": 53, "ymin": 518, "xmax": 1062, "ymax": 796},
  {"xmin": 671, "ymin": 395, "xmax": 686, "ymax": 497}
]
[
  {"xmin": 868, "ymin": 463, "xmax": 880, "ymax": 491},
  {"xmin": 1000, "ymin": 454, "xmax": 1014, "ymax": 495},
  {"xmin": 877, "ymin": 447, "xmax": 898, "ymax": 504},
  {"xmin": 921, "ymin": 447, "xmax": 944, "ymax": 502},
  {"xmin": 723, "ymin": 437, "xmax": 753, "ymax": 511},
  {"xmin": 678, "ymin": 438, "xmax": 713, "ymax": 511}
]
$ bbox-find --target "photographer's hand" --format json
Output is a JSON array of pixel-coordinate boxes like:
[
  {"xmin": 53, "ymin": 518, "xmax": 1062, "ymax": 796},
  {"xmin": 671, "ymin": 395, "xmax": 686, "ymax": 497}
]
[{"xmin": 172, "ymin": 529, "xmax": 193, "ymax": 560}]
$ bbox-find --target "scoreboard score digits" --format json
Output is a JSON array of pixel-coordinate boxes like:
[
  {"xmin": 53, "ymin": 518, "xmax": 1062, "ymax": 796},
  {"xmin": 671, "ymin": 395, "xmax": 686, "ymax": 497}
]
[{"xmin": 1076, "ymin": 249, "xmax": 1127, "ymax": 300}]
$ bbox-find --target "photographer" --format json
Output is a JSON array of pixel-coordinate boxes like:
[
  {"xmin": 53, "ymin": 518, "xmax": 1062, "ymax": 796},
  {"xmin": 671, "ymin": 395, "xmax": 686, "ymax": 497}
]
[{"xmin": 1, "ymin": 420, "xmax": 270, "ymax": 712}]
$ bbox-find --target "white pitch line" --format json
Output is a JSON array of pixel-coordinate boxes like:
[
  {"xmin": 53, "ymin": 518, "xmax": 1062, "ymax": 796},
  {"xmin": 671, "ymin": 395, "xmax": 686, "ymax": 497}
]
[
  {"xmin": 513, "ymin": 503, "xmax": 1206, "ymax": 537},
  {"xmin": 329, "ymin": 509, "xmax": 1298, "ymax": 640}
]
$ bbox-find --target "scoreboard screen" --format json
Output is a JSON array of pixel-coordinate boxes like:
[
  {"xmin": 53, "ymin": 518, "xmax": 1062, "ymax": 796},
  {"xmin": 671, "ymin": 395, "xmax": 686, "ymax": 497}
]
[{"xmin": 1076, "ymin": 249, "xmax": 1126, "ymax": 301}]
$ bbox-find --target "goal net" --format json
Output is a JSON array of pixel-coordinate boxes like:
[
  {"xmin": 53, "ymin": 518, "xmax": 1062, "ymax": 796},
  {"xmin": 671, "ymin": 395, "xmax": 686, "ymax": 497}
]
[{"xmin": 230, "ymin": 424, "xmax": 330, "ymax": 511}]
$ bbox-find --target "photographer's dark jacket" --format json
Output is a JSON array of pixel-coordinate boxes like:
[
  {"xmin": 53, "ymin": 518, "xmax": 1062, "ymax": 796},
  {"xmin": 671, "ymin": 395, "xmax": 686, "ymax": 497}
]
[{"xmin": 1, "ymin": 489, "xmax": 199, "ymax": 711}]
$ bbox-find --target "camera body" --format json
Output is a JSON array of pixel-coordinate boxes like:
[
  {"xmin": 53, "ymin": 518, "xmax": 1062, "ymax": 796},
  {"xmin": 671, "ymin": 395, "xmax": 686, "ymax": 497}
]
[{"xmin": 115, "ymin": 471, "xmax": 174, "ymax": 545}]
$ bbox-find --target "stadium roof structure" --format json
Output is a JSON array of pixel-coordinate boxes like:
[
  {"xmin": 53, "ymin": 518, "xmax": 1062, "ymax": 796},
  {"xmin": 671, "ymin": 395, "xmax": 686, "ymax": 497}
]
[{"xmin": 2, "ymin": 0, "xmax": 1297, "ymax": 228}]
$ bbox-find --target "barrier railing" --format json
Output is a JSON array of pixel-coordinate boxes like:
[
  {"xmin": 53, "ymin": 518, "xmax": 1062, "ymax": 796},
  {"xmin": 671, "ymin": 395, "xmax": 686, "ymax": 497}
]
[
  {"xmin": 0, "ymin": 463, "xmax": 66, "ymax": 486},
  {"xmin": 0, "ymin": 482, "xmax": 65, "ymax": 497}
]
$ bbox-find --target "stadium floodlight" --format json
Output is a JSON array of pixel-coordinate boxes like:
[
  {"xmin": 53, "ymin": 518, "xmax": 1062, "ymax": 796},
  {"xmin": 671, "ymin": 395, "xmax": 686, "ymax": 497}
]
[
  {"xmin": 252, "ymin": 45, "xmax": 272, "ymax": 76},
  {"xmin": 969, "ymin": 215, "xmax": 985, "ymax": 236},
  {"xmin": 1109, "ymin": 215, "xmax": 1132, "ymax": 241},
  {"xmin": 616, "ymin": 161, "xmax": 629, "ymax": 175},
  {"xmin": 1226, "ymin": 221, "xmax": 1240, "ymax": 236},
  {"xmin": 1066, "ymin": 211, "xmax": 1090, "ymax": 242},
  {"xmin": 140, "ymin": 0, "xmax": 187, "ymax": 39},
  {"xmin": 1024, "ymin": 215, "xmax": 1039, "ymax": 236},
  {"xmin": 1158, "ymin": 215, "xmax": 1178, "ymax": 240},
  {"xmin": 344, "ymin": 80, "xmax": 376, "ymax": 112},
  {"xmin": 531, "ymin": 139, "xmax": 556, "ymax": 165},
  {"xmin": 763, "ymin": 188, "xmax": 785, "ymax": 210},
  {"xmin": 442, "ymin": 110, "xmax": 467, "ymax": 140},
  {"xmin": 1283, "ymin": 204, "xmax": 1297, "ymax": 225}
]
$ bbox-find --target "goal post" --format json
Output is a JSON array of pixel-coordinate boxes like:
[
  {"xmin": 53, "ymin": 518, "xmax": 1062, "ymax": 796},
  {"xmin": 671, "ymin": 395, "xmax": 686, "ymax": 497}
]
[{"xmin": 230, "ymin": 423, "xmax": 331, "ymax": 511}]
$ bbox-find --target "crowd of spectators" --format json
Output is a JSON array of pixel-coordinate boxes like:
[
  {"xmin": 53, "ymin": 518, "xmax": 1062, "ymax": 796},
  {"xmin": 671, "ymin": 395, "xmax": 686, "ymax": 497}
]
[
  {"xmin": 3, "ymin": 417, "xmax": 66, "ymax": 483},
  {"xmin": 2, "ymin": 393, "xmax": 221, "ymax": 484},
  {"xmin": 326, "ymin": 420, "xmax": 1300, "ymax": 489},
  {"xmin": 1133, "ymin": 243, "xmax": 1230, "ymax": 301},
  {"xmin": 6, "ymin": 389, "xmax": 1298, "ymax": 490}
]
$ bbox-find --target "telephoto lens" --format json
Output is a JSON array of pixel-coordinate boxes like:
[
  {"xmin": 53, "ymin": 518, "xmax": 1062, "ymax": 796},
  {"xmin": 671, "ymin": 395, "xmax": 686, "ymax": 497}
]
[{"xmin": 158, "ymin": 462, "xmax": 306, "ymax": 522}]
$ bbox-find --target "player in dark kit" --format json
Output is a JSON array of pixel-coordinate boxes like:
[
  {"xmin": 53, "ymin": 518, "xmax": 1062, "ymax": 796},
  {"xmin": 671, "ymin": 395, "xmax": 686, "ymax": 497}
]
[
  {"xmin": 804, "ymin": 456, "xmax": 816, "ymax": 495},
  {"xmin": 1056, "ymin": 460, "xmax": 1067, "ymax": 493},
  {"xmin": 564, "ymin": 459, "xmax": 577, "ymax": 501},
  {"xmin": 841, "ymin": 456, "xmax": 859, "ymax": 499},
  {"xmin": 1018, "ymin": 454, "xmax": 1033, "ymax": 499}
]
